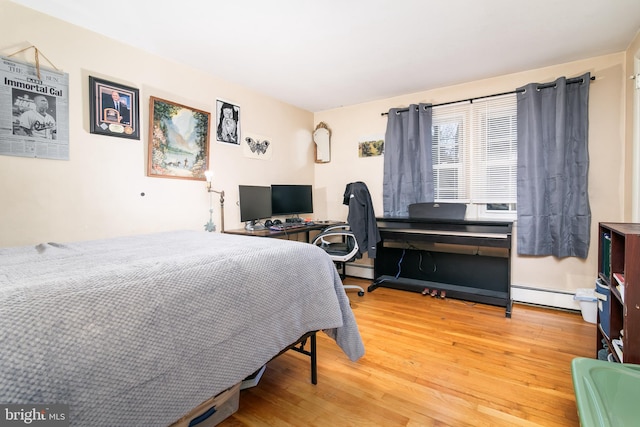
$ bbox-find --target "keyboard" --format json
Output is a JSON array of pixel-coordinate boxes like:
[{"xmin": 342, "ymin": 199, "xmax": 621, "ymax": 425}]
[{"xmin": 269, "ymin": 223, "xmax": 306, "ymax": 231}]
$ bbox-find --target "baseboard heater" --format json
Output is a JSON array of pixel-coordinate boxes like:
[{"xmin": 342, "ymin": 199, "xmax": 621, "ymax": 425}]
[
  {"xmin": 345, "ymin": 262, "xmax": 374, "ymax": 279},
  {"xmin": 511, "ymin": 284, "xmax": 581, "ymax": 311}
]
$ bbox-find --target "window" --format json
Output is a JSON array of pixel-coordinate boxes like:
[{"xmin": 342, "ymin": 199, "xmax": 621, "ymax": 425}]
[
  {"xmin": 431, "ymin": 94, "xmax": 517, "ymax": 218},
  {"xmin": 432, "ymin": 105, "xmax": 469, "ymax": 201}
]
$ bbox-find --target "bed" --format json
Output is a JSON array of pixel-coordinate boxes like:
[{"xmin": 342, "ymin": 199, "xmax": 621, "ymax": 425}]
[{"xmin": 0, "ymin": 230, "xmax": 364, "ymax": 426}]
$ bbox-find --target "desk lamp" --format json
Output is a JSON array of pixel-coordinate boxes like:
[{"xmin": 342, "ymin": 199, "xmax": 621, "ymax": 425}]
[{"xmin": 204, "ymin": 170, "xmax": 225, "ymax": 232}]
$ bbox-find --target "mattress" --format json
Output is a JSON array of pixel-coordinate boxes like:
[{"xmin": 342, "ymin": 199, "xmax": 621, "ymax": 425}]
[{"xmin": 0, "ymin": 230, "xmax": 364, "ymax": 426}]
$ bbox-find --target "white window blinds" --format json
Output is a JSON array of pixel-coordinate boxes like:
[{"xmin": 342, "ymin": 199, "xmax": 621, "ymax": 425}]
[
  {"xmin": 432, "ymin": 103, "xmax": 470, "ymax": 201},
  {"xmin": 432, "ymin": 94, "xmax": 517, "ymax": 204}
]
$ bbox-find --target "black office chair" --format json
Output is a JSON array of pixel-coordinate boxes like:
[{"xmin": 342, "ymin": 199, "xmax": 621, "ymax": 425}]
[
  {"xmin": 312, "ymin": 224, "xmax": 365, "ymax": 296},
  {"xmin": 312, "ymin": 182, "xmax": 379, "ymax": 297}
]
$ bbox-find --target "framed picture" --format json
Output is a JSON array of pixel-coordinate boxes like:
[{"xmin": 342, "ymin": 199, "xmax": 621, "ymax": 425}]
[
  {"xmin": 243, "ymin": 132, "xmax": 272, "ymax": 160},
  {"xmin": 147, "ymin": 96, "xmax": 210, "ymax": 181},
  {"xmin": 358, "ymin": 136, "xmax": 384, "ymax": 157},
  {"xmin": 215, "ymin": 99, "xmax": 240, "ymax": 145},
  {"xmin": 89, "ymin": 76, "xmax": 140, "ymax": 139}
]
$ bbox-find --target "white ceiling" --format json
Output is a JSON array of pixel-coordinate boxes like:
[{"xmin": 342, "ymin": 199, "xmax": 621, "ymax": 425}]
[{"xmin": 10, "ymin": 0, "xmax": 640, "ymax": 112}]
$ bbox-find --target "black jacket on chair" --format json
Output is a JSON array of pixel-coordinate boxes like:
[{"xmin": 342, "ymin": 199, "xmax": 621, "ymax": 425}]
[{"xmin": 343, "ymin": 182, "xmax": 380, "ymax": 259}]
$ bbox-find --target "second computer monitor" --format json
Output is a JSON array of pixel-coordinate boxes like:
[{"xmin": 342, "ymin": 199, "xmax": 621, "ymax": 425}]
[{"xmin": 271, "ymin": 184, "xmax": 313, "ymax": 216}]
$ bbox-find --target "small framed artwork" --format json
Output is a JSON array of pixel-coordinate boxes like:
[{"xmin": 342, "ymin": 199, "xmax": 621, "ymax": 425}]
[
  {"xmin": 147, "ymin": 96, "xmax": 210, "ymax": 181},
  {"xmin": 89, "ymin": 76, "xmax": 140, "ymax": 139},
  {"xmin": 358, "ymin": 136, "xmax": 385, "ymax": 157},
  {"xmin": 215, "ymin": 99, "xmax": 240, "ymax": 145},
  {"xmin": 243, "ymin": 133, "xmax": 272, "ymax": 160}
]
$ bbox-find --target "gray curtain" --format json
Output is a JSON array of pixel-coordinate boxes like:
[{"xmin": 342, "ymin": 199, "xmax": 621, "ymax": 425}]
[
  {"xmin": 516, "ymin": 73, "xmax": 591, "ymax": 258},
  {"xmin": 383, "ymin": 103, "xmax": 434, "ymax": 217}
]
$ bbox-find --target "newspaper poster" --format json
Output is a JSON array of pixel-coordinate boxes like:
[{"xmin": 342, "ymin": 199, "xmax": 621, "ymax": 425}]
[{"xmin": 0, "ymin": 56, "xmax": 69, "ymax": 160}]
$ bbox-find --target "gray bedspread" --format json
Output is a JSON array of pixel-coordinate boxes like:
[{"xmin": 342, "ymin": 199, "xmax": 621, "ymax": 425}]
[{"xmin": 0, "ymin": 230, "xmax": 364, "ymax": 426}]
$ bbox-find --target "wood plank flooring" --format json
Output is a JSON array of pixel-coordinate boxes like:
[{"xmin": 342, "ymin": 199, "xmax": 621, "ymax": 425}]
[{"xmin": 220, "ymin": 278, "xmax": 594, "ymax": 426}]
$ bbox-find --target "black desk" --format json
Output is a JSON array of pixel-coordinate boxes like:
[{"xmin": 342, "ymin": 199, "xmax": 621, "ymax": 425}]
[
  {"xmin": 368, "ymin": 217, "xmax": 513, "ymax": 317},
  {"xmin": 224, "ymin": 221, "xmax": 342, "ymax": 243}
]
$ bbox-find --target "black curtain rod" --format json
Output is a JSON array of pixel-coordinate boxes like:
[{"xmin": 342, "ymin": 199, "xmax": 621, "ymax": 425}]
[{"xmin": 381, "ymin": 75, "xmax": 595, "ymax": 116}]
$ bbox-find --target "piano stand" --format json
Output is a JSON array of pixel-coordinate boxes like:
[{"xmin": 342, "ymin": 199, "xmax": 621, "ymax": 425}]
[{"xmin": 370, "ymin": 217, "xmax": 513, "ymax": 317}]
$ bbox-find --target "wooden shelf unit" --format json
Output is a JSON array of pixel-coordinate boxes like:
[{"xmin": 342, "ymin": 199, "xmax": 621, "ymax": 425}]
[{"xmin": 597, "ymin": 222, "xmax": 640, "ymax": 364}]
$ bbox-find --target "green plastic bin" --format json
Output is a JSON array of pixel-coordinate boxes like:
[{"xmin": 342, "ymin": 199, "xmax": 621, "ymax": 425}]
[{"xmin": 571, "ymin": 357, "xmax": 640, "ymax": 426}]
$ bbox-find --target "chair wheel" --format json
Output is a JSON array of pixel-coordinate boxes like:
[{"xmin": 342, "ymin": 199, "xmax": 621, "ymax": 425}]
[{"xmin": 358, "ymin": 291, "xmax": 365, "ymax": 296}]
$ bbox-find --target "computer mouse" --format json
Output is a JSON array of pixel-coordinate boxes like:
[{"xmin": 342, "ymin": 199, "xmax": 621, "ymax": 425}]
[
  {"xmin": 265, "ymin": 219, "xmax": 273, "ymax": 227},
  {"xmin": 273, "ymin": 219, "xmax": 282, "ymax": 225}
]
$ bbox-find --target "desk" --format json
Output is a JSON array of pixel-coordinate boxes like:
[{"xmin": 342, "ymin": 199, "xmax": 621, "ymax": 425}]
[
  {"xmin": 369, "ymin": 217, "xmax": 513, "ymax": 317},
  {"xmin": 224, "ymin": 221, "xmax": 342, "ymax": 243}
]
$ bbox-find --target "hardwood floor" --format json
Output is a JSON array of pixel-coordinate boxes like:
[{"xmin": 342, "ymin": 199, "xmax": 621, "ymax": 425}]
[{"xmin": 221, "ymin": 278, "xmax": 594, "ymax": 426}]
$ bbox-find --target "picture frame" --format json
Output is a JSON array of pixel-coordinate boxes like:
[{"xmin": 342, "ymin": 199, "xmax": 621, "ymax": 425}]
[
  {"xmin": 358, "ymin": 136, "xmax": 384, "ymax": 157},
  {"xmin": 243, "ymin": 132, "xmax": 272, "ymax": 160},
  {"xmin": 89, "ymin": 76, "xmax": 140, "ymax": 139},
  {"xmin": 147, "ymin": 96, "xmax": 210, "ymax": 181},
  {"xmin": 215, "ymin": 99, "xmax": 240, "ymax": 145}
]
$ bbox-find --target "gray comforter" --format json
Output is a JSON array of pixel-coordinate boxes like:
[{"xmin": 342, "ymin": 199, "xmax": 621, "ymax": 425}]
[{"xmin": 0, "ymin": 230, "xmax": 364, "ymax": 426}]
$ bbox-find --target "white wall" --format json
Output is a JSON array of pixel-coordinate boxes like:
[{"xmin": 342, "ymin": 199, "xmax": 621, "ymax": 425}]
[
  {"xmin": 313, "ymin": 53, "xmax": 628, "ymax": 300},
  {"xmin": 625, "ymin": 30, "xmax": 640, "ymax": 221},
  {"xmin": 0, "ymin": 0, "xmax": 314, "ymax": 247}
]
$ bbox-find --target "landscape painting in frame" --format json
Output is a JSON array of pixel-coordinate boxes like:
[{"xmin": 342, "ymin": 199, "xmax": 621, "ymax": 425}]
[
  {"xmin": 358, "ymin": 136, "xmax": 384, "ymax": 157},
  {"xmin": 147, "ymin": 96, "xmax": 210, "ymax": 181}
]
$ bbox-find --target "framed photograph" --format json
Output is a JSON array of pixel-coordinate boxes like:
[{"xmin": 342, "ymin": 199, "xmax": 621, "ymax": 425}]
[
  {"xmin": 147, "ymin": 96, "xmax": 210, "ymax": 181},
  {"xmin": 89, "ymin": 76, "xmax": 140, "ymax": 139},
  {"xmin": 215, "ymin": 99, "xmax": 240, "ymax": 145}
]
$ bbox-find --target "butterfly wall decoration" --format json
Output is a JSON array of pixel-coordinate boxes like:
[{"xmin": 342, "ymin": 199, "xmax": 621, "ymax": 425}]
[
  {"xmin": 242, "ymin": 134, "xmax": 273, "ymax": 160},
  {"xmin": 245, "ymin": 136, "xmax": 270, "ymax": 155}
]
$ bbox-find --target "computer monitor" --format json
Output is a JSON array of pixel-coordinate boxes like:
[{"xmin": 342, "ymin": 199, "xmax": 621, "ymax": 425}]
[
  {"xmin": 238, "ymin": 185, "xmax": 271, "ymax": 230},
  {"xmin": 271, "ymin": 184, "xmax": 313, "ymax": 217}
]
